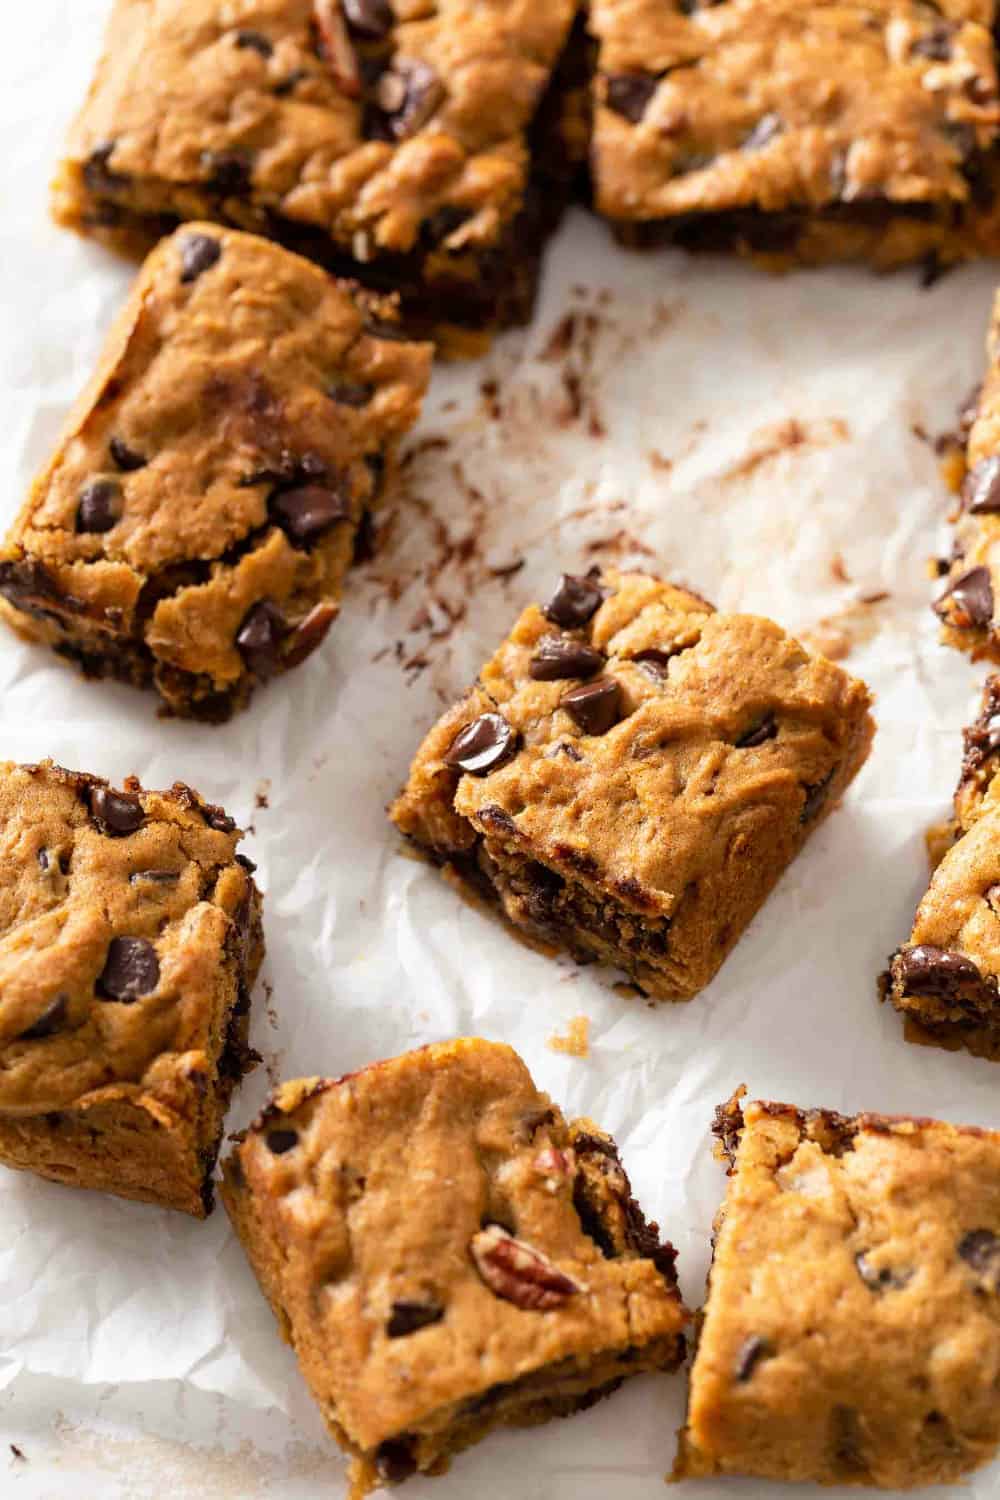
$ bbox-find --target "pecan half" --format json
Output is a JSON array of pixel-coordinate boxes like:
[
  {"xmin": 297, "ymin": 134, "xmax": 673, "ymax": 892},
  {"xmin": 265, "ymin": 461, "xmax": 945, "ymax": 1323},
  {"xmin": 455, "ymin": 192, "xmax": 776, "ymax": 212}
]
[
  {"xmin": 313, "ymin": 0, "xmax": 361, "ymax": 96},
  {"xmin": 469, "ymin": 1224, "xmax": 583, "ymax": 1310}
]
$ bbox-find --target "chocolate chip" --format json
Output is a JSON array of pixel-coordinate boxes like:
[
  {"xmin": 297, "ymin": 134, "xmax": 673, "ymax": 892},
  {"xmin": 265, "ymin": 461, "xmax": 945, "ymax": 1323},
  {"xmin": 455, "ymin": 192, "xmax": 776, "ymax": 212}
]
[
  {"xmin": 98, "ymin": 936, "xmax": 160, "ymax": 1002},
  {"xmin": 203, "ymin": 805, "xmax": 236, "ymax": 833},
  {"xmin": 327, "ymin": 381, "xmax": 374, "ymax": 407},
  {"xmin": 236, "ymin": 599, "xmax": 287, "ymax": 678},
  {"xmin": 36, "ymin": 848, "xmax": 51, "ymax": 871},
  {"xmin": 895, "ymin": 944, "xmax": 986, "ymax": 997},
  {"xmin": 200, "ymin": 149, "xmax": 253, "ymax": 194},
  {"xmin": 344, "ymin": 0, "xmax": 393, "ymax": 39},
  {"xmin": 964, "ymin": 456, "xmax": 1000, "ymax": 514},
  {"xmin": 444, "ymin": 713, "xmax": 519, "ymax": 775},
  {"xmin": 274, "ymin": 68, "xmax": 310, "ymax": 96},
  {"xmin": 353, "ymin": 508, "xmax": 377, "ymax": 563},
  {"xmin": 543, "ymin": 572, "xmax": 604, "ymax": 629},
  {"xmin": 936, "ymin": 566, "xmax": 994, "ymax": 628},
  {"xmin": 371, "ymin": 58, "xmax": 444, "ymax": 141},
  {"xmin": 89, "ymin": 786, "xmax": 144, "ymax": 836},
  {"xmin": 179, "ymin": 232, "xmax": 223, "ymax": 284},
  {"xmin": 375, "ymin": 1438, "xmax": 417, "ymax": 1484},
  {"xmin": 736, "ymin": 712, "xmax": 777, "ymax": 748},
  {"xmin": 109, "ymin": 437, "xmax": 147, "ymax": 472},
  {"xmin": 800, "ymin": 768, "xmax": 835, "ymax": 822},
  {"xmin": 18, "ymin": 995, "xmax": 68, "ymax": 1041},
  {"xmin": 76, "ymin": 479, "xmax": 120, "ymax": 533},
  {"xmin": 265, "ymin": 1129, "xmax": 298, "ymax": 1154},
  {"xmin": 235, "ymin": 28, "xmax": 273, "ymax": 55},
  {"xmin": 630, "ymin": 648, "xmax": 676, "ymax": 680},
  {"xmin": 734, "ymin": 1335, "xmax": 773, "ymax": 1382},
  {"xmin": 529, "ymin": 637, "xmax": 604, "ymax": 681},
  {"xmin": 958, "ymin": 1228, "xmax": 1000, "ymax": 1288},
  {"xmin": 854, "ymin": 1251, "xmax": 912, "ymax": 1293},
  {"xmin": 561, "ymin": 677, "xmax": 621, "ymax": 735},
  {"xmin": 387, "ymin": 1300, "xmax": 444, "ymax": 1337},
  {"xmin": 912, "ymin": 24, "xmax": 954, "ymax": 59},
  {"xmin": 83, "ymin": 142, "xmax": 129, "ymax": 195},
  {"xmin": 743, "ymin": 113, "xmax": 783, "ymax": 151},
  {"xmin": 605, "ymin": 73, "xmax": 658, "ymax": 124},
  {"xmin": 270, "ymin": 483, "xmax": 351, "ymax": 546}
]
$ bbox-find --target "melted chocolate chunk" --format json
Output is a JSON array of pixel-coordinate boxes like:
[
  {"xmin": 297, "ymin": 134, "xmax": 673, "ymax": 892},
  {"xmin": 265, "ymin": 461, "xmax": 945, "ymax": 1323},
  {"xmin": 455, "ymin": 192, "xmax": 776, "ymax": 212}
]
[
  {"xmin": 630, "ymin": 648, "xmax": 676, "ymax": 680},
  {"xmin": 76, "ymin": 479, "xmax": 121, "ymax": 534},
  {"xmin": 201, "ymin": 149, "xmax": 253, "ymax": 194},
  {"xmin": 327, "ymin": 380, "xmax": 374, "ymax": 407},
  {"xmin": 270, "ymin": 482, "xmax": 351, "ymax": 546},
  {"xmin": 736, "ymin": 712, "xmax": 778, "ymax": 748},
  {"xmin": 444, "ymin": 713, "xmax": 519, "ymax": 775},
  {"xmin": 375, "ymin": 1438, "xmax": 417, "ymax": 1484},
  {"xmin": 98, "ymin": 936, "xmax": 160, "ymax": 1002},
  {"xmin": 344, "ymin": 0, "xmax": 393, "ymax": 39},
  {"xmin": 937, "ymin": 566, "xmax": 994, "ymax": 628},
  {"xmin": 800, "ymin": 768, "xmax": 835, "ymax": 822},
  {"xmin": 371, "ymin": 59, "xmax": 443, "ymax": 141},
  {"xmin": 265, "ymin": 1129, "xmax": 298, "ymax": 1154},
  {"xmin": 964, "ymin": 456, "xmax": 1000, "ymax": 514},
  {"xmin": 529, "ymin": 637, "xmax": 604, "ymax": 681},
  {"xmin": 89, "ymin": 785, "xmax": 144, "ymax": 836},
  {"xmin": 743, "ymin": 113, "xmax": 783, "ymax": 151},
  {"xmin": 561, "ymin": 677, "xmax": 621, "ymax": 735},
  {"xmin": 605, "ymin": 73, "xmax": 658, "ymax": 124},
  {"xmin": 958, "ymin": 1228, "xmax": 1000, "ymax": 1288},
  {"xmin": 894, "ymin": 944, "xmax": 988, "ymax": 998},
  {"xmin": 854, "ymin": 1251, "xmax": 912, "ymax": 1293},
  {"xmin": 109, "ymin": 437, "xmax": 147, "ymax": 472},
  {"xmin": 387, "ymin": 1299, "xmax": 445, "ymax": 1337},
  {"xmin": 236, "ymin": 600, "xmax": 287, "ymax": 678},
  {"xmin": 179, "ymin": 232, "xmax": 223, "ymax": 284},
  {"xmin": 83, "ymin": 142, "xmax": 129, "ymax": 195},
  {"xmin": 235, "ymin": 28, "xmax": 273, "ymax": 56},
  {"xmin": 18, "ymin": 994, "xmax": 69, "ymax": 1041},
  {"xmin": 912, "ymin": 24, "xmax": 955, "ymax": 59},
  {"xmin": 734, "ymin": 1335, "xmax": 773, "ymax": 1382},
  {"xmin": 543, "ymin": 572, "xmax": 604, "ymax": 629}
]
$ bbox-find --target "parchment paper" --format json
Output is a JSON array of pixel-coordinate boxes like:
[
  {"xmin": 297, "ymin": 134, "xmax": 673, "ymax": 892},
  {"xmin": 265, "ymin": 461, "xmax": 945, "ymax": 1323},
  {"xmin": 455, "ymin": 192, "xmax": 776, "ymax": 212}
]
[{"xmin": 5, "ymin": 4, "xmax": 1000, "ymax": 1497}]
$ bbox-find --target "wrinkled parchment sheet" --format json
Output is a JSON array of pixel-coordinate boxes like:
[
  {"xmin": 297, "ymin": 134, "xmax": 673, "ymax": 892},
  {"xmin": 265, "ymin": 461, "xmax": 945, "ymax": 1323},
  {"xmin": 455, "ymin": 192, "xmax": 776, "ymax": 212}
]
[{"xmin": 5, "ymin": 4, "xmax": 1000, "ymax": 1498}]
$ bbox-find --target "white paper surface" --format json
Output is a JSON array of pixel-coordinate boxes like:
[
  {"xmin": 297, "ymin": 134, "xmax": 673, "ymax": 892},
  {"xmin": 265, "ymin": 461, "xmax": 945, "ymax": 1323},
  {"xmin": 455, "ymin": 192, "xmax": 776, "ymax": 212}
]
[{"xmin": 5, "ymin": 4, "xmax": 1000, "ymax": 1497}]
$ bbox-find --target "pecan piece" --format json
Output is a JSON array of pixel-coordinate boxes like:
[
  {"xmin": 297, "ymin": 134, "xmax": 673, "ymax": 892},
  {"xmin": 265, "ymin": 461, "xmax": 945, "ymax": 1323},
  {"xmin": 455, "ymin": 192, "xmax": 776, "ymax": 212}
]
[
  {"xmin": 313, "ymin": 0, "xmax": 361, "ymax": 96},
  {"xmin": 469, "ymin": 1224, "xmax": 583, "ymax": 1309}
]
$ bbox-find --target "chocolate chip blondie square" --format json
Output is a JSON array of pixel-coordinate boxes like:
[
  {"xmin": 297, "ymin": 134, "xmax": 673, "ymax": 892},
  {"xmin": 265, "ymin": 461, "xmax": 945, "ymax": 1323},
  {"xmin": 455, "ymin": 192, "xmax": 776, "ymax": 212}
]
[
  {"xmin": 391, "ymin": 568, "xmax": 875, "ymax": 1000},
  {"xmin": 881, "ymin": 673, "xmax": 1000, "ymax": 1056},
  {"xmin": 0, "ymin": 224, "xmax": 430, "ymax": 720},
  {"xmin": 0, "ymin": 760, "xmax": 263, "ymax": 1216},
  {"xmin": 221, "ymin": 1038, "xmax": 688, "ymax": 1491},
  {"xmin": 937, "ymin": 289, "xmax": 1000, "ymax": 656},
  {"xmin": 52, "ymin": 0, "xmax": 583, "ymax": 348},
  {"xmin": 675, "ymin": 1091, "xmax": 1000, "ymax": 1488},
  {"xmin": 588, "ymin": 0, "xmax": 1000, "ymax": 272}
]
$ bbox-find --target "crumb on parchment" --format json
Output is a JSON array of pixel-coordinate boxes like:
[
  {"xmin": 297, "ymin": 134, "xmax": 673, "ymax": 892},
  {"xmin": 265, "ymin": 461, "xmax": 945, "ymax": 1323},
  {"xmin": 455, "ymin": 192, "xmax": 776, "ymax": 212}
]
[{"xmin": 547, "ymin": 1015, "xmax": 590, "ymax": 1058}]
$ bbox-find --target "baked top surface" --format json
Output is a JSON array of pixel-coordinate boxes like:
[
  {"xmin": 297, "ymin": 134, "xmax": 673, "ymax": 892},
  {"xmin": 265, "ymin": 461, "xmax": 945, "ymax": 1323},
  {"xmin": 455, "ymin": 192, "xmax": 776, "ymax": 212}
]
[
  {"xmin": 57, "ymin": 0, "xmax": 578, "ymax": 257},
  {"xmin": 0, "ymin": 759, "xmax": 256, "ymax": 1119},
  {"xmin": 393, "ymin": 567, "xmax": 874, "ymax": 922},
  {"xmin": 682, "ymin": 1094, "xmax": 1000, "ymax": 1485},
  {"xmin": 0, "ymin": 222, "xmax": 430, "ymax": 691},
  {"xmin": 589, "ymin": 0, "xmax": 1000, "ymax": 220},
  {"xmin": 223, "ymin": 1038, "xmax": 687, "ymax": 1452}
]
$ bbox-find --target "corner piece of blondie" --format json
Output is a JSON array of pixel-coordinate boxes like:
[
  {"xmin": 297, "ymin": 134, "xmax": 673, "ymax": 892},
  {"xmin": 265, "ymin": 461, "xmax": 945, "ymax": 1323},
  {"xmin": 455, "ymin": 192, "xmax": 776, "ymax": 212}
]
[
  {"xmin": 390, "ymin": 567, "xmax": 875, "ymax": 999},
  {"xmin": 0, "ymin": 224, "xmax": 430, "ymax": 720},
  {"xmin": 0, "ymin": 759, "xmax": 263, "ymax": 1216},
  {"xmin": 221, "ymin": 1038, "xmax": 688, "ymax": 1492},
  {"xmin": 675, "ymin": 1090, "xmax": 1000, "ymax": 1488},
  {"xmin": 881, "ymin": 672, "xmax": 1000, "ymax": 1057}
]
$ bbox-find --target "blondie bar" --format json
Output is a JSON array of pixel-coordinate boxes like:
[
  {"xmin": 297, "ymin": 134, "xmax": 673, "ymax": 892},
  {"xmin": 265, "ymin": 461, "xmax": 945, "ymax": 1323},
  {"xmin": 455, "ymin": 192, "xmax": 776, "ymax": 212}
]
[
  {"xmin": 391, "ymin": 567, "xmax": 875, "ymax": 999},
  {"xmin": 0, "ymin": 760, "xmax": 263, "ymax": 1216},
  {"xmin": 589, "ymin": 0, "xmax": 1000, "ymax": 273},
  {"xmin": 53, "ymin": 0, "xmax": 582, "ymax": 347},
  {"xmin": 0, "ymin": 224, "xmax": 430, "ymax": 720},
  {"xmin": 675, "ymin": 1091, "xmax": 1000, "ymax": 1487},
  {"xmin": 221, "ymin": 1038, "xmax": 688, "ymax": 1491}
]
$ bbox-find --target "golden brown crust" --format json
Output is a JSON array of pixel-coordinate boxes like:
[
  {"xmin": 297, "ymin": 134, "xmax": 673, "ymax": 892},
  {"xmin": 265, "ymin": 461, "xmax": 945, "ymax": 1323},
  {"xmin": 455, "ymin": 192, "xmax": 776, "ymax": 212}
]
[
  {"xmin": 676, "ymin": 1095, "xmax": 1000, "ymax": 1487},
  {"xmin": 221, "ymin": 1039, "xmax": 688, "ymax": 1487},
  {"xmin": 0, "ymin": 759, "xmax": 263, "ymax": 1216},
  {"xmin": 588, "ymin": 0, "xmax": 1000, "ymax": 268},
  {"xmin": 0, "ymin": 224, "xmax": 430, "ymax": 719},
  {"xmin": 391, "ymin": 566, "xmax": 875, "ymax": 1000}
]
